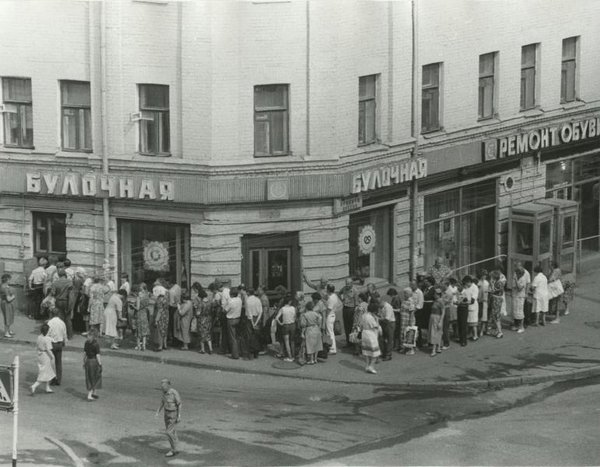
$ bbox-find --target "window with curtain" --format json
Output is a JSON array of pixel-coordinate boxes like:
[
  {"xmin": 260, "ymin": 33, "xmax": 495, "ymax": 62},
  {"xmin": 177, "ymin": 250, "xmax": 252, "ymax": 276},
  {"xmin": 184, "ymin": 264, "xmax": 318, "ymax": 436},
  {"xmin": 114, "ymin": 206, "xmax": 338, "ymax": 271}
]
[
  {"xmin": 2, "ymin": 77, "xmax": 34, "ymax": 148},
  {"xmin": 422, "ymin": 63, "xmax": 441, "ymax": 133},
  {"xmin": 254, "ymin": 84, "xmax": 289, "ymax": 156},
  {"xmin": 139, "ymin": 84, "xmax": 170, "ymax": 155},
  {"xmin": 520, "ymin": 44, "xmax": 538, "ymax": 110},
  {"xmin": 478, "ymin": 52, "xmax": 496, "ymax": 119},
  {"xmin": 61, "ymin": 81, "xmax": 92, "ymax": 151},
  {"xmin": 358, "ymin": 74, "xmax": 378, "ymax": 145},
  {"xmin": 561, "ymin": 36, "xmax": 578, "ymax": 103}
]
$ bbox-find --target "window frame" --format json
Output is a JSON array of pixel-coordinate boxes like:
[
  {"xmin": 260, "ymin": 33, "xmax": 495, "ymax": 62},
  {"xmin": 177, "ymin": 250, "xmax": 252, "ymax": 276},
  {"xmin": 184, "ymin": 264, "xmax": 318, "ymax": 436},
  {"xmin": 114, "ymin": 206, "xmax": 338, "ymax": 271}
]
[
  {"xmin": 253, "ymin": 84, "xmax": 289, "ymax": 157},
  {"xmin": 358, "ymin": 74, "xmax": 378, "ymax": 146},
  {"xmin": 60, "ymin": 80, "xmax": 92, "ymax": 152},
  {"xmin": 138, "ymin": 84, "xmax": 170, "ymax": 156},
  {"xmin": 421, "ymin": 63, "xmax": 442, "ymax": 133},
  {"xmin": 478, "ymin": 52, "xmax": 497, "ymax": 120},
  {"xmin": 520, "ymin": 43, "xmax": 539, "ymax": 111},
  {"xmin": 2, "ymin": 77, "xmax": 34, "ymax": 149},
  {"xmin": 561, "ymin": 36, "xmax": 579, "ymax": 104},
  {"xmin": 32, "ymin": 212, "xmax": 67, "ymax": 258}
]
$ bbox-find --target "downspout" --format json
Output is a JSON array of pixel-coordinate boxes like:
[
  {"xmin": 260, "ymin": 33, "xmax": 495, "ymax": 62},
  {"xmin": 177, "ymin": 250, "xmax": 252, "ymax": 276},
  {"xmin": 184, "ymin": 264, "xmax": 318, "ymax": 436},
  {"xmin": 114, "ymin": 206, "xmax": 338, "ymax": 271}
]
[
  {"xmin": 409, "ymin": 0, "xmax": 419, "ymax": 280},
  {"xmin": 100, "ymin": 1, "xmax": 111, "ymax": 275},
  {"xmin": 305, "ymin": 0, "xmax": 310, "ymax": 157}
]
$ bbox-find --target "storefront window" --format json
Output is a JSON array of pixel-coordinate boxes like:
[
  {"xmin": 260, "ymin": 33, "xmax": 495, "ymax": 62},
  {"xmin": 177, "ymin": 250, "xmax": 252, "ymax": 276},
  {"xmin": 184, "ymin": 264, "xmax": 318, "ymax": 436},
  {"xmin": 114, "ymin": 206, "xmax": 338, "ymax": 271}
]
[
  {"xmin": 118, "ymin": 220, "xmax": 189, "ymax": 289},
  {"xmin": 512, "ymin": 222, "xmax": 533, "ymax": 256},
  {"xmin": 545, "ymin": 160, "xmax": 573, "ymax": 192},
  {"xmin": 33, "ymin": 212, "xmax": 66, "ymax": 259},
  {"xmin": 539, "ymin": 220, "xmax": 551, "ymax": 255},
  {"xmin": 424, "ymin": 179, "xmax": 496, "ymax": 276},
  {"xmin": 349, "ymin": 207, "xmax": 392, "ymax": 282}
]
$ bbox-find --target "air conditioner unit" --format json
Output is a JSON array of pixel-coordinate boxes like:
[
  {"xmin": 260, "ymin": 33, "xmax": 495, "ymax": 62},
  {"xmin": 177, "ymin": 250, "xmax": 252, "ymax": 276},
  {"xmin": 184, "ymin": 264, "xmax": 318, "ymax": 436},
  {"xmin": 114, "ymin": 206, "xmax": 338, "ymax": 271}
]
[
  {"xmin": 500, "ymin": 175, "xmax": 516, "ymax": 192},
  {"xmin": 130, "ymin": 111, "xmax": 154, "ymax": 122}
]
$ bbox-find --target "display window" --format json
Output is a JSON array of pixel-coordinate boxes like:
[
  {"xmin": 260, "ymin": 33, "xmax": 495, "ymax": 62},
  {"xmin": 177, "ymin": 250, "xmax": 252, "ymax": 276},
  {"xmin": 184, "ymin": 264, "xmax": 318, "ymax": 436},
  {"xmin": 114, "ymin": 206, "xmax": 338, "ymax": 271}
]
[
  {"xmin": 349, "ymin": 207, "xmax": 392, "ymax": 282},
  {"xmin": 118, "ymin": 219, "xmax": 189, "ymax": 289},
  {"xmin": 423, "ymin": 179, "xmax": 496, "ymax": 276}
]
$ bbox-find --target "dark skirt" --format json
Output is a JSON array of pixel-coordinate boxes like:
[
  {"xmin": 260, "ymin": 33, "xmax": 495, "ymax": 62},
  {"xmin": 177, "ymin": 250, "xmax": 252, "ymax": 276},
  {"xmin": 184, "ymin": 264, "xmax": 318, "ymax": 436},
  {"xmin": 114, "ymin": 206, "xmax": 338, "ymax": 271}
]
[{"xmin": 84, "ymin": 358, "xmax": 102, "ymax": 391}]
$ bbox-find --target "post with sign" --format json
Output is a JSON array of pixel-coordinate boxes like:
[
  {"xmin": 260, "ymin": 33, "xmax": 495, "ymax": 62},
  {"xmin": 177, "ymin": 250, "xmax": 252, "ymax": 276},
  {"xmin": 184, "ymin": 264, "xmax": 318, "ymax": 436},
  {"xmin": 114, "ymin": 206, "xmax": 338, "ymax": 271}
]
[{"xmin": 1, "ymin": 356, "xmax": 18, "ymax": 466}]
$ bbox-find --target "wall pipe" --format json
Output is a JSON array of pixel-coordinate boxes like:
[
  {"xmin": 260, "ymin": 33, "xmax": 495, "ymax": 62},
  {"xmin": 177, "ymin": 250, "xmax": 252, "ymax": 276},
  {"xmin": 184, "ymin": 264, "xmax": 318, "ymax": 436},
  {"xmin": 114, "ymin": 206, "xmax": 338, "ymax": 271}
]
[
  {"xmin": 409, "ymin": 0, "xmax": 420, "ymax": 280},
  {"xmin": 99, "ymin": 1, "xmax": 111, "ymax": 275}
]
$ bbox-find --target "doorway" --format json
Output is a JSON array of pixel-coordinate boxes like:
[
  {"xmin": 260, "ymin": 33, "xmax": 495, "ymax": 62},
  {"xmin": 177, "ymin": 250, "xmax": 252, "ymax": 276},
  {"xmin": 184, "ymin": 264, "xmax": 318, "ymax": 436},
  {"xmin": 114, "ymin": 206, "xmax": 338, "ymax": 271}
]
[{"xmin": 242, "ymin": 232, "xmax": 300, "ymax": 304}]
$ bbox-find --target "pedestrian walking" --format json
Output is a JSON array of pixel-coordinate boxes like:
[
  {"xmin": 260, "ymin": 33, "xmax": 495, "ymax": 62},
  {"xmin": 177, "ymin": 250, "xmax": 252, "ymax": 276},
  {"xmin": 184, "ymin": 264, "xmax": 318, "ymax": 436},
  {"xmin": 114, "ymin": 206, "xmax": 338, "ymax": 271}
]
[
  {"xmin": 156, "ymin": 379, "xmax": 181, "ymax": 458},
  {"xmin": 359, "ymin": 302, "xmax": 382, "ymax": 374},
  {"xmin": 47, "ymin": 308, "xmax": 67, "ymax": 386},
  {"xmin": 30, "ymin": 323, "xmax": 56, "ymax": 395},
  {"xmin": 83, "ymin": 329, "xmax": 102, "ymax": 401},
  {"xmin": 1, "ymin": 274, "xmax": 16, "ymax": 338}
]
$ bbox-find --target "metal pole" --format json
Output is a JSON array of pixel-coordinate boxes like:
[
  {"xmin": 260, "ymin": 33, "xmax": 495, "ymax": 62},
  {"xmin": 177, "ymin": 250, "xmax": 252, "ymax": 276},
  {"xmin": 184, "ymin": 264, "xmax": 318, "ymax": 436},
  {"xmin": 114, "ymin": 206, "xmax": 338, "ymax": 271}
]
[{"xmin": 12, "ymin": 355, "xmax": 19, "ymax": 467}]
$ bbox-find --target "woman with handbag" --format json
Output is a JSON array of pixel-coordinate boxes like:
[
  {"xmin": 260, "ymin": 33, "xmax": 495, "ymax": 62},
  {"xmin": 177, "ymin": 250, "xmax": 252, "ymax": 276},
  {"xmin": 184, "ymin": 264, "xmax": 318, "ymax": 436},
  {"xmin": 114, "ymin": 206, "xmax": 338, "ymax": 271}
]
[
  {"xmin": 1, "ymin": 274, "xmax": 16, "ymax": 338},
  {"xmin": 83, "ymin": 328, "xmax": 102, "ymax": 401},
  {"xmin": 359, "ymin": 302, "xmax": 382, "ymax": 374}
]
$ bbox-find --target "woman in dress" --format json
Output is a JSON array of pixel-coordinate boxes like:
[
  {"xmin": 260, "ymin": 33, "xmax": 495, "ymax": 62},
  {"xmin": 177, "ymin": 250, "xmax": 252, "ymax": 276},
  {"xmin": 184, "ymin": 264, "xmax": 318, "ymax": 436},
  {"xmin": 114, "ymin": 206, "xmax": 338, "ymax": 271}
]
[
  {"xmin": 300, "ymin": 301, "xmax": 322, "ymax": 365},
  {"xmin": 134, "ymin": 283, "xmax": 151, "ymax": 350},
  {"xmin": 175, "ymin": 291, "xmax": 193, "ymax": 350},
  {"xmin": 88, "ymin": 277, "xmax": 106, "ymax": 335},
  {"xmin": 428, "ymin": 288, "xmax": 445, "ymax": 357},
  {"xmin": 359, "ymin": 302, "xmax": 381, "ymax": 374},
  {"xmin": 275, "ymin": 294, "xmax": 297, "ymax": 362},
  {"xmin": 153, "ymin": 285, "xmax": 169, "ymax": 351},
  {"xmin": 531, "ymin": 264, "xmax": 550, "ymax": 326},
  {"xmin": 399, "ymin": 288, "xmax": 417, "ymax": 355},
  {"xmin": 477, "ymin": 270, "xmax": 490, "ymax": 336},
  {"xmin": 104, "ymin": 290, "xmax": 122, "ymax": 349},
  {"xmin": 548, "ymin": 261, "xmax": 564, "ymax": 324},
  {"xmin": 1, "ymin": 274, "xmax": 16, "ymax": 338},
  {"xmin": 30, "ymin": 323, "xmax": 56, "ymax": 395},
  {"xmin": 487, "ymin": 269, "xmax": 506, "ymax": 338},
  {"xmin": 83, "ymin": 329, "xmax": 102, "ymax": 401},
  {"xmin": 193, "ymin": 285, "xmax": 213, "ymax": 354},
  {"xmin": 512, "ymin": 268, "xmax": 527, "ymax": 333}
]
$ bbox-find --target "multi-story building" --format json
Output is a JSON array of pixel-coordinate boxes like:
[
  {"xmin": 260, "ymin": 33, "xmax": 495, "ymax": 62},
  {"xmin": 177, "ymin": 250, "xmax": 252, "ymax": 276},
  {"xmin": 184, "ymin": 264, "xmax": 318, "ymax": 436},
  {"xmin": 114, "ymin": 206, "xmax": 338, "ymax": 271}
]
[{"xmin": 1, "ymin": 0, "xmax": 599, "ymax": 300}]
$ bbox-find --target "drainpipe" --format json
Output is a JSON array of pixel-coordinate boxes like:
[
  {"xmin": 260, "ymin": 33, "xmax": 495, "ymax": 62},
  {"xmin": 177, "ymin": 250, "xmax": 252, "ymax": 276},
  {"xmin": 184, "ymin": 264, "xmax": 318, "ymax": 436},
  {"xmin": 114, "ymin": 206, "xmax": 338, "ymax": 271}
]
[
  {"xmin": 408, "ymin": 0, "xmax": 419, "ymax": 280},
  {"xmin": 100, "ymin": 1, "xmax": 111, "ymax": 275},
  {"xmin": 305, "ymin": 0, "xmax": 310, "ymax": 157}
]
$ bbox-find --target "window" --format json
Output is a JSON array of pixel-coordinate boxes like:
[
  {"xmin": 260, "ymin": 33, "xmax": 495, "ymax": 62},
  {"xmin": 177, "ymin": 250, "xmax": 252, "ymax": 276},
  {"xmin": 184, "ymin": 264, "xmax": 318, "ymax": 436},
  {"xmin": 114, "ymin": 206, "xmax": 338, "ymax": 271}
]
[
  {"xmin": 138, "ymin": 84, "xmax": 170, "ymax": 155},
  {"xmin": 520, "ymin": 44, "xmax": 538, "ymax": 110},
  {"xmin": 422, "ymin": 63, "xmax": 441, "ymax": 133},
  {"xmin": 33, "ymin": 212, "xmax": 66, "ymax": 258},
  {"xmin": 479, "ymin": 52, "xmax": 497, "ymax": 119},
  {"xmin": 358, "ymin": 74, "xmax": 377, "ymax": 145},
  {"xmin": 254, "ymin": 84, "xmax": 289, "ymax": 156},
  {"xmin": 2, "ymin": 77, "xmax": 33, "ymax": 148},
  {"xmin": 61, "ymin": 81, "xmax": 92, "ymax": 151},
  {"xmin": 349, "ymin": 207, "xmax": 392, "ymax": 282},
  {"xmin": 561, "ymin": 36, "xmax": 578, "ymax": 103}
]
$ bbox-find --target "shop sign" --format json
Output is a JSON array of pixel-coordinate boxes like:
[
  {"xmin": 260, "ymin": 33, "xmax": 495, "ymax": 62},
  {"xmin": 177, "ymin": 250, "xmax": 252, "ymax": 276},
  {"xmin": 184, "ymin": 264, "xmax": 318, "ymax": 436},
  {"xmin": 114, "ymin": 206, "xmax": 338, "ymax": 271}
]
[
  {"xmin": 351, "ymin": 158, "xmax": 427, "ymax": 194},
  {"xmin": 333, "ymin": 194, "xmax": 363, "ymax": 216},
  {"xmin": 25, "ymin": 173, "xmax": 174, "ymax": 201},
  {"xmin": 358, "ymin": 225, "xmax": 376, "ymax": 255},
  {"xmin": 483, "ymin": 116, "xmax": 600, "ymax": 161}
]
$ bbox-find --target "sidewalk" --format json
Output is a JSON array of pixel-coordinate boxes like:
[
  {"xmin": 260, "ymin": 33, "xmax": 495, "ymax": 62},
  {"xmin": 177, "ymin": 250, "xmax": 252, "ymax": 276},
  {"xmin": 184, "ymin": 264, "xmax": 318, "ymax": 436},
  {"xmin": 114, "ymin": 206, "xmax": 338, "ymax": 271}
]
[{"xmin": 3, "ymin": 272, "xmax": 600, "ymax": 389}]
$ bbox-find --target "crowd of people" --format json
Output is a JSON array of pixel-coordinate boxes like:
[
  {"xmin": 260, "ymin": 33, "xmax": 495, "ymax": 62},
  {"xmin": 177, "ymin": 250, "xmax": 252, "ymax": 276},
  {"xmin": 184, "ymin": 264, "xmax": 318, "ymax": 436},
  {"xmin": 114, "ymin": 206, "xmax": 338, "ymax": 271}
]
[{"xmin": 12, "ymin": 254, "xmax": 576, "ymax": 385}]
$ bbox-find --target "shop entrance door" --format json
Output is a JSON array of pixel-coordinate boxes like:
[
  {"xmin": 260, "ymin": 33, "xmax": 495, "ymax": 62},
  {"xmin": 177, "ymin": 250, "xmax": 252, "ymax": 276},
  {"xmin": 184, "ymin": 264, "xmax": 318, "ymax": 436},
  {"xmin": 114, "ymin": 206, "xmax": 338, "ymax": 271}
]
[
  {"xmin": 242, "ymin": 233, "xmax": 300, "ymax": 305},
  {"xmin": 576, "ymin": 180, "xmax": 600, "ymax": 252}
]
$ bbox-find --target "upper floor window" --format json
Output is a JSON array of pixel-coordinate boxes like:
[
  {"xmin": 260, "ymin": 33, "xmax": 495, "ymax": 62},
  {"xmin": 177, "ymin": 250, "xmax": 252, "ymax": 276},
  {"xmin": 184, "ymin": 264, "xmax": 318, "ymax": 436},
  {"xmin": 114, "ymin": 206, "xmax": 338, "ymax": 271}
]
[
  {"xmin": 254, "ymin": 84, "xmax": 289, "ymax": 157},
  {"xmin": 478, "ymin": 52, "xmax": 497, "ymax": 120},
  {"xmin": 1, "ymin": 77, "xmax": 33, "ymax": 148},
  {"xmin": 358, "ymin": 74, "xmax": 378, "ymax": 145},
  {"xmin": 422, "ymin": 63, "xmax": 441, "ymax": 133},
  {"xmin": 561, "ymin": 36, "xmax": 579, "ymax": 103},
  {"xmin": 139, "ymin": 84, "xmax": 170, "ymax": 155},
  {"xmin": 61, "ymin": 81, "xmax": 92, "ymax": 151},
  {"xmin": 33, "ymin": 212, "xmax": 66, "ymax": 258},
  {"xmin": 520, "ymin": 43, "xmax": 538, "ymax": 110}
]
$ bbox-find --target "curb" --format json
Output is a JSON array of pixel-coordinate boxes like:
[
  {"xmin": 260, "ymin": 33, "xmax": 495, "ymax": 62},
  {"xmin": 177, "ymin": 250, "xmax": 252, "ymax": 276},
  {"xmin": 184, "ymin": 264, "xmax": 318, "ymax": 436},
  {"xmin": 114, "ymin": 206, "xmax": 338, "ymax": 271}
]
[{"xmin": 4, "ymin": 336, "xmax": 600, "ymax": 390}]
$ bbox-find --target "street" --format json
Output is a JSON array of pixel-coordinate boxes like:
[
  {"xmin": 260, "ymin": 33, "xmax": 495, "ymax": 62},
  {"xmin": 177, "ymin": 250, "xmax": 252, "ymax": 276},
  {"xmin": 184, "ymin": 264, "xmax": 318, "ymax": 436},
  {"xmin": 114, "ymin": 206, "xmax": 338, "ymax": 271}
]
[{"xmin": 1, "ymin": 342, "xmax": 599, "ymax": 466}]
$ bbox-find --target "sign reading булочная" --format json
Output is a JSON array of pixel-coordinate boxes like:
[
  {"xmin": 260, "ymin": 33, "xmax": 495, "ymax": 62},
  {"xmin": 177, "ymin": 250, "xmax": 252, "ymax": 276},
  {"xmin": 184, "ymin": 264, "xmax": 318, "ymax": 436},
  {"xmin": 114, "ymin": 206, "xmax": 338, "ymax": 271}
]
[
  {"xmin": 482, "ymin": 115, "xmax": 600, "ymax": 162},
  {"xmin": 351, "ymin": 157, "xmax": 427, "ymax": 194},
  {"xmin": 25, "ymin": 172, "xmax": 174, "ymax": 201}
]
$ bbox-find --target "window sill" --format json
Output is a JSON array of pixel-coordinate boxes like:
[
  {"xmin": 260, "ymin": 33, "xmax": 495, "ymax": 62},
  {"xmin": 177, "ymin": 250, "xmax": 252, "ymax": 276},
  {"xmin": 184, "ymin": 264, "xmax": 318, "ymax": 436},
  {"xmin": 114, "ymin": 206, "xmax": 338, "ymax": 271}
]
[
  {"xmin": 421, "ymin": 128, "xmax": 445, "ymax": 139},
  {"xmin": 561, "ymin": 100, "xmax": 586, "ymax": 110},
  {"xmin": 137, "ymin": 152, "xmax": 172, "ymax": 158},
  {"xmin": 254, "ymin": 153, "xmax": 291, "ymax": 158},
  {"xmin": 519, "ymin": 107, "xmax": 544, "ymax": 118},
  {"xmin": 59, "ymin": 149, "xmax": 93, "ymax": 155},
  {"xmin": 1, "ymin": 145, "xmax": 35, "ymax": 152},
  {"xmin": 477, "ymin": 115, "xmax": 501, "ymax": 125}
]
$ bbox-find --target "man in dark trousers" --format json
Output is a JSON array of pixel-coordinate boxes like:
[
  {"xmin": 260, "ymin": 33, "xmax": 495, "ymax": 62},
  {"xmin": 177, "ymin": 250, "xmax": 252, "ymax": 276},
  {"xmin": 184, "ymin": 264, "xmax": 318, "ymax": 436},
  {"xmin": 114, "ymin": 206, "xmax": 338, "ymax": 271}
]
[
  {"xmin": 51, "ymin": 267, "xmax": 73, "ymax": 340},
  {"xmin": 47, "ymin": 308, "xmax": 68, "ymax": 385}
]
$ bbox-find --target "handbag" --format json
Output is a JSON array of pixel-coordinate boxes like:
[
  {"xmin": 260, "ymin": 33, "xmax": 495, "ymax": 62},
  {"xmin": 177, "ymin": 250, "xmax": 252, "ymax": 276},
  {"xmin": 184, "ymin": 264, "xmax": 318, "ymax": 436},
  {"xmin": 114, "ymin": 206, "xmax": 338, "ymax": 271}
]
[
  {"xmin": 349, "ymin": 330, "xmax": 361, "ymax": 344},
  {"xmin": 333, "ymin": 319, "xmax": 342, "ymax": 336},
  {"xmin": 190, "ymin": 316, "xmax": 198, "ymax": 332}
]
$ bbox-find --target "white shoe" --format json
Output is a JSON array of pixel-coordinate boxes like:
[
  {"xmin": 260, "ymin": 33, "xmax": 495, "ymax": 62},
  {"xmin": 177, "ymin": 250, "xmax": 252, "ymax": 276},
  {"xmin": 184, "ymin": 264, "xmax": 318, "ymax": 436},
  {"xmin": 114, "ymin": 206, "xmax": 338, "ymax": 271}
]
[
  {"xmin": 550, "ymin": 319, "xmax": 560, "ymax": 324},
  {"xmin": 328, "ymin": 350, "xmax": 337, "ymax": 355},
  {"xmin": 517, "ymin": 328, "xmax": 525, "ymax": 334}
]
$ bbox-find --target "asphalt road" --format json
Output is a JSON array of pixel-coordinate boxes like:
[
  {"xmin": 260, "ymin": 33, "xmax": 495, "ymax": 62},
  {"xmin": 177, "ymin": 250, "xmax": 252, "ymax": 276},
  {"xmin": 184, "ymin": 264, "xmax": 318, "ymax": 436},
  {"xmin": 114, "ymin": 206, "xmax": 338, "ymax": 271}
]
[{"xmin": 0, "ymin": 342, "xmax": 598, "ymax": 466}]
